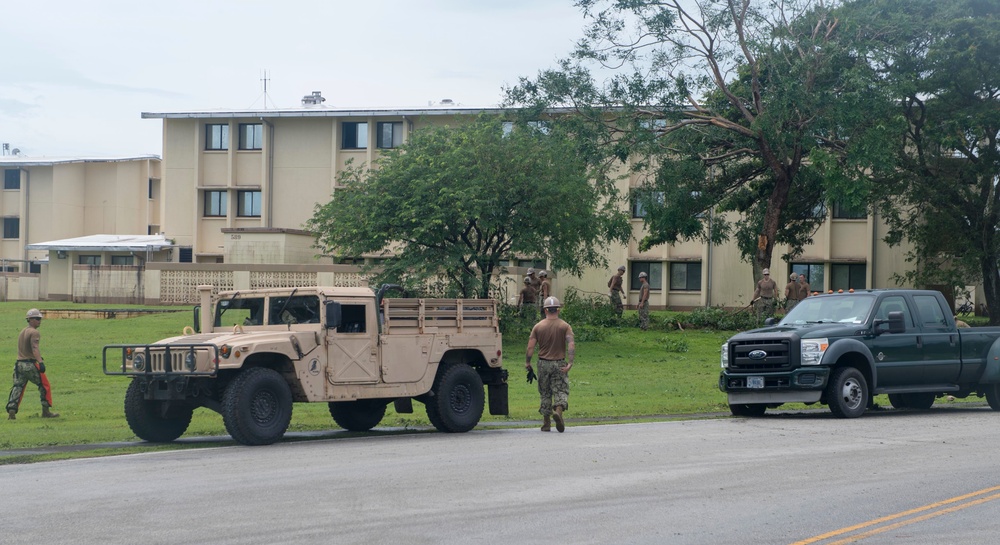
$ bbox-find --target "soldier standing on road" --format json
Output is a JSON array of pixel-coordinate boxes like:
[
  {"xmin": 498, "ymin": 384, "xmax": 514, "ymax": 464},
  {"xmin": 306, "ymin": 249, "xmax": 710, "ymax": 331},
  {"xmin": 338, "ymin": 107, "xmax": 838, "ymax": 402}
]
[
  {"xmin": 753, "ymin": 269, "xmax": 777, "ymax": 319},
  {"xmin": 525, "ymin": 297, "xmax": 575, "ymax": 433},
  {"xmin": 7, "ymin": 309, "xmax": 59, "ymax": 420},
  {"xmin": 517, "ymin": 277, "xmax": 537, "ymax": 321},
  {"xmin": 608, "ymin": 265, "xmax": 626, "ymax": 318},
  {"xmin": 784, "ymin": 272, "xmax": 800, "ymax": 312},
  {"xmin": 638, "ymin": 272, "xmax": 651, "ymax": 330}
]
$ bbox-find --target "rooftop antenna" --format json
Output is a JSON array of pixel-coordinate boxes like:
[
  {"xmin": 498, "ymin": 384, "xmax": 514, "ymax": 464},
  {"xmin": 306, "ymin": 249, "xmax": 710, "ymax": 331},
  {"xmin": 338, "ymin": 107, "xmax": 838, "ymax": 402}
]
[{"xmin": 248, "ymin": 69, "xmax": 275, "ymax": 109}]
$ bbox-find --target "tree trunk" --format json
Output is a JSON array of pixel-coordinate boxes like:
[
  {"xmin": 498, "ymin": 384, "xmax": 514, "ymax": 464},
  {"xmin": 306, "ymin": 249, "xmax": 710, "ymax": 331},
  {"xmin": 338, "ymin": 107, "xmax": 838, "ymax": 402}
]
[{"xmin": 981, "ymin": 244, "xmax": 1000, "ymax": 326}]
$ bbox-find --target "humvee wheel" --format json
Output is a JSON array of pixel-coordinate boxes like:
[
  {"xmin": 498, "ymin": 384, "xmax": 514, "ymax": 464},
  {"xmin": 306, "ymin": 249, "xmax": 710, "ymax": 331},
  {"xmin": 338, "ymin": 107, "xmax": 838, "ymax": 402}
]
[
  {"xmin": 329, "ymin": 399, "xmax": 386, "ymax": 431},
  {"xmin": 124, "ymin": 380, "xmax": 193, "ymax": 442},
  {"xmin": 425, "ymin": 363, "xmax": 484, "ymax": 433},
  {"xmin": 222, "ymin": 367, "xmax": 293, "ymax": 445}
]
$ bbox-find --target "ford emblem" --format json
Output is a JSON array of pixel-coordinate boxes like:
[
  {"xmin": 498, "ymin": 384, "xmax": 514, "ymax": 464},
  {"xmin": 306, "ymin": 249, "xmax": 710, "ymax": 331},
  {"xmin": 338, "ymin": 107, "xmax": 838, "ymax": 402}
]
[{"xmin": 748, "ymin": 350, "xmax": 767, "ymax": 360}]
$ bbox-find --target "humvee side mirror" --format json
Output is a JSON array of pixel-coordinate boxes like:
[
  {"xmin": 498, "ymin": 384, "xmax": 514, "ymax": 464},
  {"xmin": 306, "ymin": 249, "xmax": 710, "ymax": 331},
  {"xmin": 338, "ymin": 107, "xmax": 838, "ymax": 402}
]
[
  {"xmin": 325, "ymin": 301, "xmax": 342, "ymax": 329},
  {"xmin": 193, "ymin": 305, "xmax": 201, "ymax": 333}
]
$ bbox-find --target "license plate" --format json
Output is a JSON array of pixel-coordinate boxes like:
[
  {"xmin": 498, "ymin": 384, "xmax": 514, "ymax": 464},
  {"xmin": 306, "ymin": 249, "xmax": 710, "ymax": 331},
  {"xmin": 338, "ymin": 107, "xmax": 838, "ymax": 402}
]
[{"xmin": 746, "ymin": 376, "xmax": 764, "ymax": 389}]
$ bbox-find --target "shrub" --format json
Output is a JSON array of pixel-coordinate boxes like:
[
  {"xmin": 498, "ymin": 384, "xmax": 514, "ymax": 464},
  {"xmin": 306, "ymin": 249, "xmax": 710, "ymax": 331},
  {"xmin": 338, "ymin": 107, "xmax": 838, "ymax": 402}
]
[
  {"xmin": 681, "ymin": 306, "xmax": 762, "ymax": 331},
  {"xmin": 659, "ymin": 336, "xmax": 689, "ymax": 353}
]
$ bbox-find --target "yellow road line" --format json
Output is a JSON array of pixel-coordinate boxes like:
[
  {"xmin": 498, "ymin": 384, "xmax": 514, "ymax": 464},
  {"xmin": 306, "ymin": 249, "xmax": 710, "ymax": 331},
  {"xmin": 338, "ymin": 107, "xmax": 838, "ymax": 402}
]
[{"xmin": 789, "ymin": 484, "xmax": 1000, "ymax": 545}]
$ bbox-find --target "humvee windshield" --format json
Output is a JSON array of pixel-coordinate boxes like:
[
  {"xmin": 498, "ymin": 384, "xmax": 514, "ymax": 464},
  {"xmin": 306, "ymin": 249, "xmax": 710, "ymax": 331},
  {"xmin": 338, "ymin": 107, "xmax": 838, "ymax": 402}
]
[
  {"xmin": 215, "ymin": 295, "xmax": 265, "ymax": 327},
  {"xmin": 780, "ymin": 295, "xmax": 876, "ymax": 325}
]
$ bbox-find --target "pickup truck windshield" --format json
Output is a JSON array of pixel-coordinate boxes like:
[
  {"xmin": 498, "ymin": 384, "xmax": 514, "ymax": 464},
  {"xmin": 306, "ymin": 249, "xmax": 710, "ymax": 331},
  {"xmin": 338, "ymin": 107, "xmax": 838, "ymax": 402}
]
[{"xmin": 780, "ymin": 295, "xmax": 876, "ymax": 325}]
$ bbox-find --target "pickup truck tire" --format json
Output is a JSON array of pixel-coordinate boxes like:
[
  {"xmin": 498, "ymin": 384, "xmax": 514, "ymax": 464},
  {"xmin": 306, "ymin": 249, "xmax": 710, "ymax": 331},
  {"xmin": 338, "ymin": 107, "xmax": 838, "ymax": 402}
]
[
  {"xmin": 729, "ymin": 403, "xmax": 767, "ymax": 417},
  {"xmin": 222, "ymin": 367, "xmax": 293, "ymax": 446},
  {"xmin": 826, "ymin": 367, "xmax": 868, "ymax": 418},
  {"xmin": 425, "ymin": 363, "xmax": 485, "ymax": 433},
  {"xmin": 124, "ymin": 379, "xmax": 193, "ymax": 442},
  {"xmin": 983, "ymin": 384, "xmax": 1000, "ymax": 410},
  {"xmin": 888, "ymin": 394, "xmax": 909, "ymax": 409},
  {"xmin": 329, "ymin": 400, "xmax": 386, "ymax": 431}
]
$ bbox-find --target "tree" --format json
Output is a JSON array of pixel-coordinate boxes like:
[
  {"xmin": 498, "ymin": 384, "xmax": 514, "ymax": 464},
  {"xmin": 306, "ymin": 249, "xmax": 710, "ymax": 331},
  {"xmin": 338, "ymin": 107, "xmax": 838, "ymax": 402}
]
[
  {"xmin": 845, "ymin": 0, "xmax": 1000, "ymax": 322},
  {"xmin": 506, "ymin": 0, "xmax": 894, "ymax": 279},
  {"xmin": 307, "ymin": 116, "xmax": 632, "ymax": 299}
]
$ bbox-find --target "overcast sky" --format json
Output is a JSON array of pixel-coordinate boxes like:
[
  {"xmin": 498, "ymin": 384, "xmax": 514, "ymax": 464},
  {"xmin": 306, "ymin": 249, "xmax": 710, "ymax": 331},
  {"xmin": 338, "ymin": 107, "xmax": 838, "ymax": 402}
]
[{"xmin": 1, "ymin": 0, "xmax": 586, "ymax": 157}]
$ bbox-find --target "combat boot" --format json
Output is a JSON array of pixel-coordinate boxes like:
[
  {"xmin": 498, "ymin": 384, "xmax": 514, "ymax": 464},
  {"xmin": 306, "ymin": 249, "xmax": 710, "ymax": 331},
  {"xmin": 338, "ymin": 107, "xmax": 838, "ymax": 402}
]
[
  {"xmin": 540, "ymin": 415, "xmax": 551, "ymax": 432},
  {"xmin": 42, "ymin": 407, "xmax": 59, "ymax": 418},
  {"xmin": 7, "ymin": 410, "xmax": 14, "ymax": 420},
  {"xmin": 553, "ymin": 406, "xmax": 565, "ymax": 433}
]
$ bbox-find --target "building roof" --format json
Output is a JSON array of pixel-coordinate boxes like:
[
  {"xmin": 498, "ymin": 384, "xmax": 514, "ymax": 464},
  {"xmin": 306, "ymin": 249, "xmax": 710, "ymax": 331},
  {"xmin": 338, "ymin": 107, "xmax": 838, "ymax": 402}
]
[
  {"xmin": 0, "ymin": 155, "xmax": 160, "ymax": 167},
  {"xmin": 26, "ymin": 234, "xmax": 172, "ymax": 252},
  {"xmin": 141, "ymin": 105, "xmax": 579, "ymax": 120}
]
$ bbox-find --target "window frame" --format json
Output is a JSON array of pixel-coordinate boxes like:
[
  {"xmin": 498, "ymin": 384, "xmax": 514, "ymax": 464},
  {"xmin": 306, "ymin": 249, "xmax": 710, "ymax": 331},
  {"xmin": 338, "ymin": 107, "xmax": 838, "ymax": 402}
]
[
  {"xmin": 203, "ymin": 190, "xmax": 228, "ymax": 217},
  {"xmin": 2, "ymin": 217, "xmax": 18, "ymax": 239},
  {"xmin": 832, "ymin": 200, "xmax": 867, "ymax": 219},
  {"xmin": 79, "ymin": 255, "xmax": 101, "ymax": 266},
  {"xmin": 110, "ymin": 255, "xmax": 134, "ymax": 266},
  {"xmin": 205, "ymin": 123, "xmax": 229, "ymax": 151},
  {"xmin": 669, "ymin": 262, "xmax": 701, "ymax": 291},
  {"xmin": 791, "ymin": 263, "xmax": 825, "ymax": 293},
  {"xmin": 830, "ymin": 263, "xmax": 867, "ymax": 291},
  {"xmin": 376, "ymin": 121, "xmax": 404, "ymax": 149},
  {"xmin": 631, "ymin": 261, "xmax": 664, "ymax": 291},
  {"xmin": 632, "ymin": 190, "xmax": 665, "ymax": 218},
  {"xmin": 342, "ymin": 122, "xmax": 369, "ymax": 150},
  {"xmin": 238, "ymin": 123, "xmax": 263, "ymax": 150},
  {"xmin": 237, "ymin": 190, "xmax": 262, "ymax": 218},
  {"xmin": 4, "ymin": 169, "xmax": 20, "ymax": 190}
]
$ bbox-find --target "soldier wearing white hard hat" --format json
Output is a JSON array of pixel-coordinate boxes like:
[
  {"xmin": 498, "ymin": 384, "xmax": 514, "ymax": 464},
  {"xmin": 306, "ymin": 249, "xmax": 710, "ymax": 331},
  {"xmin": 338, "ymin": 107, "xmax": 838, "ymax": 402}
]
[
  {"xmin": 753, "ymin": 268, "xmax": 778, "ymax": 319},
  {"xmin": 525, "ymin": 296, "xmax": 574, "ymax": 432}
]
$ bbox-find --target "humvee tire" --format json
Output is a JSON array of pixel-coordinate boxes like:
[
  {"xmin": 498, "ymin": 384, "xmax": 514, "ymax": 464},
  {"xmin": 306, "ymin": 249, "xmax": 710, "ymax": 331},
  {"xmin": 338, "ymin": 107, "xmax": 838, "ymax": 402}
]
[
  {"xmin": 425, "ymin": 363, "xmax": 484, "ymax": 433},
  {"xmin": 124, "ymin": 379, "xmax": 193, "ymax": 443},
  {"xmin": 222, "ymin": 367, "xmax": 293, "ymax": 445},
  {"xmin": 329, "ymin": 399, "xmax": 387, "ymax": 431}
]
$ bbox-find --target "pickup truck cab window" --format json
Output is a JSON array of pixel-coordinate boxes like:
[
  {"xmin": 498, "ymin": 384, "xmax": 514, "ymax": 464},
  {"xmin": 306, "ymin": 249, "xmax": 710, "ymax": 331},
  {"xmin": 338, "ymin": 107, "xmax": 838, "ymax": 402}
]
[
  {"xmin": 913, "ymin": 294, "xmax": 949, "ymax": 327},
  {"xmin": 875, "ymin": 296, "xmax": 914, "ymax": 329}
]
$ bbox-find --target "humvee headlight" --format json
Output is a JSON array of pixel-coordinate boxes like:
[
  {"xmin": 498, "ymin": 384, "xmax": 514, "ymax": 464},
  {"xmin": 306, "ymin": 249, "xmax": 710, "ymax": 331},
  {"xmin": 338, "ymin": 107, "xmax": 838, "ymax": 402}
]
[
  {"xmin": 185, "ymin": 351, "xmax": 197, "ymax": 371},
  {"xmin": 801, "ymin": 338, "xmax": 829, "ymax": 366},
  {"xmin": 720, "ymin": 343, "xmax": 729, "ymax": 368},
  {"xmin": 220, "ymin": 345, "xmax": 231, "ymax": 358},
  {"xmin": 132, "ymin": 353, "xmax": 145, "ymax": 371}
]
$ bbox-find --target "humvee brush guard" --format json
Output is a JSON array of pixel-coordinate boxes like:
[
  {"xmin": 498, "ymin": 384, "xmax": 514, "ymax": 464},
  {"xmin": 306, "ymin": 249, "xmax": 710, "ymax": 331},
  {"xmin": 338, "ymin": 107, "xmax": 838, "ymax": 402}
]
[{"xmin": 104, "ymin": 285, "xmax": 507, "ymax": 445}]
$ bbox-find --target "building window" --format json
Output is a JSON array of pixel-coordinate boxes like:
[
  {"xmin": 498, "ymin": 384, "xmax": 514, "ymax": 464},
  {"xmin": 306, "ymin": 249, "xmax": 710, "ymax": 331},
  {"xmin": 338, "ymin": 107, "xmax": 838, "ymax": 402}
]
[
  {"xmin": 111, "ymin": 255, "xmax": 134, "ymax": 266},
  {"xmin": 204, "ymin": 190, "xmax": 227, "ymax": 217},
  {"xmin": 669, "ymin": 262, "xmax": 701, "ymax": 291},
  {"xmin": 238, "ymin": 123, "xmax": 263, "ymax": 150},
  {"xmin": 2, "ymin": 217, "xmax": 18, "ymax": 239},
  {"xmin": 205, "ymin": 124, "xmax": 229, "ymax": 151},
  {"xmin": 631, "ymin": 262, "xmax": 663, "ymax": 291},
  {"xmin": 832, "ymin": 200, "xmax": 867, "ymax": 219},
  {"xmin": 342, "ymin": 122, "xmax": 368, "ymax": 149},
  {"xmin": 831, "ymin": 263, "xmax": 866, "ymax": 291},
  {"xmin": 377, "ymin": 122, "xmax": 404, "ymax": 149},
  {"xmin": 79, "ymin": 255, "xmax": 101, "ymax": 266},
  {"xmin": 4, "ymin": 169, "xmax": 20, "ymax": 190},
  {"xmin": 237, "ymin": 190, "xmax": 262, "ymax": 217},
  {"xmin": 518, "ymin": 258, "xmax": 546, "ymax": 270},
  {"xmin": 632, "ymin": 190, "xmax": 664, "ymax": 218},
  {"xmin": 179, "ymin": 247, "xmax": 193, "ymax": 263},
  {"xmin": 29, "ymin": 262, "xmax": 41, "ymax": 274},
  {"xmin": 791, "ymin": 263, "xmax": 825, "ymax": 293}
]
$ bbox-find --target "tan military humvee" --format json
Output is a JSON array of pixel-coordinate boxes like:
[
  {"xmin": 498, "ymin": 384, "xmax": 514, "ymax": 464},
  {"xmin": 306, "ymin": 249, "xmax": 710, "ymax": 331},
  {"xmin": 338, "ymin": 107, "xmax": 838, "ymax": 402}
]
[{"xmin": 104, "ymin": 285, "xmax": 507, "ymax": 445}]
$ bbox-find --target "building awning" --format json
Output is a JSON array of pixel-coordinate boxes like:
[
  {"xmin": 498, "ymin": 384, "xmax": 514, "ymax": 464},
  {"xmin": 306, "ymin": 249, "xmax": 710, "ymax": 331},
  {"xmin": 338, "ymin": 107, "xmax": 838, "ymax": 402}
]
[{"xmin": 26, "ymin": 234, "xmax": 173, "ymax": 252}]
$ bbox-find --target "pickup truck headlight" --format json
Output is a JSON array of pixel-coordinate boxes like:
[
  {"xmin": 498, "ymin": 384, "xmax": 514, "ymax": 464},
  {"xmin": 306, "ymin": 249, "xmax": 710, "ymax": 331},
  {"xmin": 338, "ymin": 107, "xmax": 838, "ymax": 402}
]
[
  {"xmin": 720, "ymin": 343, "xmax": 729, "ymax": 368},
  {"xmin": 800, "ymin": 338, "xmax": 829, "ymax": 366}
]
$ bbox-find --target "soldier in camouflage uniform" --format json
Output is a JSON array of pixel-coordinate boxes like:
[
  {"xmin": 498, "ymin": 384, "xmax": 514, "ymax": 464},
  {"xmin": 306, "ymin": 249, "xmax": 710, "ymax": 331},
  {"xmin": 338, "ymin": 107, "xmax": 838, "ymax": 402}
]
[
  {"xmin": 525, "ymin": 297, "xmax": 575, "ymax": 432},
  {"xmin": 517, "ymin": 276, "xmax": 537, "ymax": 321},
  {"xmin": 7, "ymin": 309, "xmax": 58, "ymax": 420},
  {"xmin": 608, "ymin": 265, "xmax": 626, "ymax": 318},
  {"xmin": 637, "ymin": 271, "xmax": 650, "ymax": 330}
]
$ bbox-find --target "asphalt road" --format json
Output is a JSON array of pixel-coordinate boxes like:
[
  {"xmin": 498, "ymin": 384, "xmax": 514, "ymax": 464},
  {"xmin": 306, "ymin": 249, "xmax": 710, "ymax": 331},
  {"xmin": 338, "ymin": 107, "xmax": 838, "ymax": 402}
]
[{"xmin": 4, "ymin": 407, "xmax": 1000, "ymax": 544}]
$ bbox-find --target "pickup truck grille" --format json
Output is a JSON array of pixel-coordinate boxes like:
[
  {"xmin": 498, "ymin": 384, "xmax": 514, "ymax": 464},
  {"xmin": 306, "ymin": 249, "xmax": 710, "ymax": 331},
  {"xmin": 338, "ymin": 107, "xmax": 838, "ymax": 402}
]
[{"xmin": 729, "ymin": 339, "xmax": 792, "ymax": 372}]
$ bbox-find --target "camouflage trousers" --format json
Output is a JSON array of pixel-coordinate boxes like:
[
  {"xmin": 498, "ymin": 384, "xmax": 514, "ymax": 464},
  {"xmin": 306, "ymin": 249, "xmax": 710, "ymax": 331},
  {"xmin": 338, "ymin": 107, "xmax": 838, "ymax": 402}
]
[
  {"xmin": 6, "ymin": 360, "xmax": 52, "ymax": 413},
  {"xmin": 537, "ymin": 359, "xmax": 569, "ymax": 417},
  {"xmin": 610, "ymin": 291, "xmax": 623, "ymax": 318},
  {"xmin": 755, "ymin": 297, "xmax": 775, "ymax": 319},
  {"xmin": 638, "ymin": 301, "xmax": 649, "ymax": 330}
]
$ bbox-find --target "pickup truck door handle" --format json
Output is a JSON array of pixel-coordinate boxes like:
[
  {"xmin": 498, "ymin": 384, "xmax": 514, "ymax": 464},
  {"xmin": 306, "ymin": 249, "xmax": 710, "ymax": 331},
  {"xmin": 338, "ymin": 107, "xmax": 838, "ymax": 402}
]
[
  {"xmin": 916, "ymin": 335, "xmax": 922, "ymax": 349},
  {"xmin": 950, "ymin": 334, "xmax": 957, "ymax": 347}
]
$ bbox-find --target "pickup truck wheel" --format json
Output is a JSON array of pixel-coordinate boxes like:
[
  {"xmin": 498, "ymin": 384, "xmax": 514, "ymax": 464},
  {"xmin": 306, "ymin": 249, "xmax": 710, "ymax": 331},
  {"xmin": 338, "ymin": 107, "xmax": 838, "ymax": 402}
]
[
  {"xmin": 729, "ymin": 403, "xmax": 767, "ymax": 417},
  {"xmin": 329, "ymin": 400, "xmax": 386, "ymax": 431},
  {"xmin": 425, "ymin": 363, "xmax": 485, "ymax": 433},
  {"xmin": 888, "ymin": 393, "xmax": 909, "ymax": 409},
  {"xmin": 983, "ymin": 384, "xmax": 1000, "ymax": 411},
  {"xmin": 826, "ymin": 367, "xmax": 868, "ymax": 418},
  {"xmin": 124, "ymin": 380, "xmax": 193, "ymax": 442},
  {"xmin": 903, "ymin": 393, "xmax": 935, "ymax": 410},
  {"xmin": 222, "ymin": 367, "xmax": 293, "ymax": 446}
]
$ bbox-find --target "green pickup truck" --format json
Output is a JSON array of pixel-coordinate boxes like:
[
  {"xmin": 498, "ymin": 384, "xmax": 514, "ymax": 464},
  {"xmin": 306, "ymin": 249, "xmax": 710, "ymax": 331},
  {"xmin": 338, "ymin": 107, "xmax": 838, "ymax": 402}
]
[{"xmin": 719, "ymin": 289, "xmax": 1000, "ymax": 417}]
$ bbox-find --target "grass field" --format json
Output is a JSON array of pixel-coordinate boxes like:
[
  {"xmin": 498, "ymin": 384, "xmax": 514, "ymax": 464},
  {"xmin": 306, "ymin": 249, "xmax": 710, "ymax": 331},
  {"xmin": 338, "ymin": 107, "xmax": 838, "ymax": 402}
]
[{"xmin": 0, "ymin": 301, "xmax": 988, "ymax": 463}]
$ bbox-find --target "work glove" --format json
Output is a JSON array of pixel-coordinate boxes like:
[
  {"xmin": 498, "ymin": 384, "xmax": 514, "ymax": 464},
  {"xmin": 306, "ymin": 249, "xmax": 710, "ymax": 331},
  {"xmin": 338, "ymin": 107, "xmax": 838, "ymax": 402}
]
[
  {"xmin": 526, "ymin": 367, "xmax": 537, "ymax": 384},
  {"xmin": 37, "ymin": 362, "xmax": 45, "ymax": 373}
]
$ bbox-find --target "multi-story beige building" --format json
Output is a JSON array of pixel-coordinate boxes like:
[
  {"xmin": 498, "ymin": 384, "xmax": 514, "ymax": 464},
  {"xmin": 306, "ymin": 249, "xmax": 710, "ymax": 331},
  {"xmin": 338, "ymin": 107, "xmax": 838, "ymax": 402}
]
[{"xmin": 137, "ymin": 98, "xmax": 915, "ymax": 309}]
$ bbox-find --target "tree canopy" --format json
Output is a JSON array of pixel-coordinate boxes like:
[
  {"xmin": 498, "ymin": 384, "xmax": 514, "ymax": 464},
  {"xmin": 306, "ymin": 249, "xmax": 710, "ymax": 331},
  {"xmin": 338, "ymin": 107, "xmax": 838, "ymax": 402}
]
[
  {"xmin": 307, "ymin": 116, "xmax": 632, "ymax": 299},
  {"xmin": 506, "ymin": 0, "xmax": 898, "ymax": 277}
]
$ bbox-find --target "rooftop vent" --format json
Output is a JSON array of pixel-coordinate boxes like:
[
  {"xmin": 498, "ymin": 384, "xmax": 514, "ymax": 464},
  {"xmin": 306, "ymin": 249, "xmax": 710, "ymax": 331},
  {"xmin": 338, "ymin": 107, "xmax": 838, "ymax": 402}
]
[
  {"xmin": 439, "ymin": 98, "xmax": 454, "ymax": 106},
  {"xmin": 302, "ymin": 91, "xmax": 326, "ymax": 108}
]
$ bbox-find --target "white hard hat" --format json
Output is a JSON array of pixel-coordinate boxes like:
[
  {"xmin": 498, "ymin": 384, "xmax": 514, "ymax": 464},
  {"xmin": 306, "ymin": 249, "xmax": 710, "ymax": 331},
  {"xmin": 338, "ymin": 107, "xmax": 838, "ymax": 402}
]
[
  {"xmin": 539, "ymin": 270, "xmax": 548, "ymax": 277},
  {"xmin": 639, "ymin": 272, "xmax": 648, "ymax": 278},
  {"xmin": 542, "ymin": 296, "xmax": 562, "ymax": 309},
  {"xmin": 762, "ymin": 268, "xmax": 770, "ymax": 275},
  {"xmin": 26, "ymin": 308, "xmax": 43, "ymax": 319},
  {"xmin": 523, "ymin": 277, "xmax": 531, "ymax": 284},
  {"xmin": 527, "ymin": 268, "xmax": 535, "ymax": 274},
  {"xmin": 617, "ymin": 265, "xmax": 626, "ymax": 272}
]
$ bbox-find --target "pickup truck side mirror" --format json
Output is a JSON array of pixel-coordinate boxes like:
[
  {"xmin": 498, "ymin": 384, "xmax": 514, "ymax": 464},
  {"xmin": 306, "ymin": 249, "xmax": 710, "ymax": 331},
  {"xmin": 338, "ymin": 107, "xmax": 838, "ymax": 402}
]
[
  {"xmin": 325, "ymin": 301, "xmax": 342, "ymax": 330},
  {"xmin": 886, "ymin": 311, "xmax": 906, "ymax": 334},
  {"xmin": 763, "ymin": 317, "xmax": 778, "ymax": 326}
]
